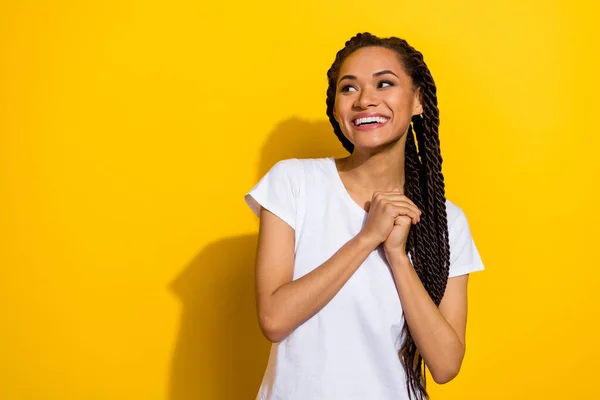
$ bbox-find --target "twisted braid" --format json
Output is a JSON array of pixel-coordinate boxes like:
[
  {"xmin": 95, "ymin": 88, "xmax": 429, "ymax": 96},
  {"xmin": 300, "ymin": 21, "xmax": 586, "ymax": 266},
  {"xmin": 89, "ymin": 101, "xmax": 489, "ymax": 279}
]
[{"xmin": 325, "ymin": 32, "xmax": 450, "ymax": 400}]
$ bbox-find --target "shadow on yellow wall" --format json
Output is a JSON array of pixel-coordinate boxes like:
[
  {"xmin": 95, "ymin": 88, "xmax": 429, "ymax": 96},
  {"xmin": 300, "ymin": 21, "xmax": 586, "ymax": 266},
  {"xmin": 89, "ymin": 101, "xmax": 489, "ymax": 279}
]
[{"xmin": 168, "ymin": 117, "xmax": 347, "ymax": 399}]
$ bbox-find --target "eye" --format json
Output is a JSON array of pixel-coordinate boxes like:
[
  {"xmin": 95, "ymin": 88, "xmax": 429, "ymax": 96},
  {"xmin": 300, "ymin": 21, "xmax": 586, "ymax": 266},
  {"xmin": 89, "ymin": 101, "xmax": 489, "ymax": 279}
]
[
  {"xmin": 340, "ymin": 85, "xmax": 357, "ymax": 93},
  {"xmin": 378, "ymin": 80, "xmax": 395, "ymax": 89}
]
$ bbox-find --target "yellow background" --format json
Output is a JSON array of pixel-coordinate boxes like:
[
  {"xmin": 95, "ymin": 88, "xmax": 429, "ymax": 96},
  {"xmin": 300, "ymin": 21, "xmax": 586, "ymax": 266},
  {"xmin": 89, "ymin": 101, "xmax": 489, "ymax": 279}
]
[{"xmin": 1, "ymin": 0, "xmax": 598, "ymax": 399}]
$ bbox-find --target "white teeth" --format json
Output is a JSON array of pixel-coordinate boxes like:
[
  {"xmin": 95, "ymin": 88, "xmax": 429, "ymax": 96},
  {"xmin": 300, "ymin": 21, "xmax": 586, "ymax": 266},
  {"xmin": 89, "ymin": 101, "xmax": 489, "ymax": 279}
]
[{"xmin": 354, "ymin": 116, "xmax": 389, "ymax": 126}]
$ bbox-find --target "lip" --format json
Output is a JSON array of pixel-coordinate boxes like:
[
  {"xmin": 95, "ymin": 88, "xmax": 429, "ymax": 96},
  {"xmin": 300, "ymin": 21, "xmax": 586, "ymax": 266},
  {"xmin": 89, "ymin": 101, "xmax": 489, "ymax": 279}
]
[{"xmin": 351, "ymin": 112, "xmax": 390, "ymax": 131}]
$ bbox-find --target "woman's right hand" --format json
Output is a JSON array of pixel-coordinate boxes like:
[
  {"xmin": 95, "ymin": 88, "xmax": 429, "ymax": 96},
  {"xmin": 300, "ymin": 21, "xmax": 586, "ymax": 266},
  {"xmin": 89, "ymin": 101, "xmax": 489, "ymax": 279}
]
[{"xmin": 359, "ymin": 189, "xmax": 421, "ymax": 246}]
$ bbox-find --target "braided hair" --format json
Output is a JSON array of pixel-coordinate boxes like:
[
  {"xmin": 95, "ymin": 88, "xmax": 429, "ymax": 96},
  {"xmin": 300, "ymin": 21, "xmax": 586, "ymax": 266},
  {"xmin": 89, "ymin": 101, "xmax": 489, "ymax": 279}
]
[{"xmin": 325, "ymin": 32, "xmax": 450, "ymax": 400}]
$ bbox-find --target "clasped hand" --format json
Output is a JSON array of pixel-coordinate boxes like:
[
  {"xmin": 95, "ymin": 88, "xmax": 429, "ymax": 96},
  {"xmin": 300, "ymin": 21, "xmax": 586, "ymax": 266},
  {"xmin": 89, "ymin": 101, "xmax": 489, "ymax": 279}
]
[{"xmin": 360, "ymin": 188, "xmax": 421, "ymax": 260}]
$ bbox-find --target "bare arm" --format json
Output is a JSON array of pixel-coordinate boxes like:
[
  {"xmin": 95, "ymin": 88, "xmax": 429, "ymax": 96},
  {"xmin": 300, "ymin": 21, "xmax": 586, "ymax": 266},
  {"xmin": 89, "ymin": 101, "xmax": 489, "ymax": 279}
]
[
  {"xmin": 387, "ymin": 252, "xmax": 469, "ymax": 384},
  {"xmin": 255, "ymin": 207, "xmax": 377, "ymax": 343}
]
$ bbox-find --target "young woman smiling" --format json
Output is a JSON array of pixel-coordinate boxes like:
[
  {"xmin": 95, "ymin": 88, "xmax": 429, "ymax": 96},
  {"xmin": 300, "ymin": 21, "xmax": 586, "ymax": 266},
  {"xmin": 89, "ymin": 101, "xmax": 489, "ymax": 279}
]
[{"xmin": 245, "ymin": 32, "xmax": 484, "ymax": 400}]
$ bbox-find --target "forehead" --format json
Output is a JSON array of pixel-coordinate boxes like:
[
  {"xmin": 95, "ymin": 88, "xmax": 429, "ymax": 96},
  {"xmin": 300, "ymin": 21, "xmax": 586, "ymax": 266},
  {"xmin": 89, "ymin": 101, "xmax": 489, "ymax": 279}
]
[{"xmin": 338, "ymin": 46, "xmax": 407, "ymax": 79}]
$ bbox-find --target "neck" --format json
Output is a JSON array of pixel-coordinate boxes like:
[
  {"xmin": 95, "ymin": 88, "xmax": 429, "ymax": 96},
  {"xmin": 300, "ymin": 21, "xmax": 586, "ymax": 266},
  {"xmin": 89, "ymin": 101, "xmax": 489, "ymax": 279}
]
[{"xmin": 341, "ymin": 143, "xmax": 406, "ymax": 193}]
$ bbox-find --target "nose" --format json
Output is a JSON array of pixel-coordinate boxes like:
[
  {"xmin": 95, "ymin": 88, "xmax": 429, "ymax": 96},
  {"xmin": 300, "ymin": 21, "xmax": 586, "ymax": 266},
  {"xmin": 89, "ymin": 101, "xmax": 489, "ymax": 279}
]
[{"xmin": 353, "ymin": 87, "xmax": 379, "ymax": 109}]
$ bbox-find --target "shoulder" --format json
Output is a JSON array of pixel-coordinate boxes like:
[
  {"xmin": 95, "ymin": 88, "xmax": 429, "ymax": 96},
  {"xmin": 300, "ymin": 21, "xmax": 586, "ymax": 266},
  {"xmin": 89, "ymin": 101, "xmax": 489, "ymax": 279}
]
[
  {"xmin": 277, "ymin": 157, "xmax": 332, "ymax": 167},
  {"xmin": 444, "ymin": 198, "xmax": 476, "ymax": 253},
  {"xmin": 269, "ymin": 157, "xmax": 302, "ymax": 172},
  {"xmin": 444, "ymin": 199, "xmax": 467, "ymax": 228},
  {"xmin": 269, "ymin": 157, "xmax": 331, "ymax": 177},
  {"xmin": 444, "ymin": 198, "xmax": 485, "ymax": 275},
  {"xmin": 444, "ymin": 198, "xmax": 476, "ymax": 239},
  {"xmin": 263, "ymin": 158, "xmax": 303, "ymax": 183}
]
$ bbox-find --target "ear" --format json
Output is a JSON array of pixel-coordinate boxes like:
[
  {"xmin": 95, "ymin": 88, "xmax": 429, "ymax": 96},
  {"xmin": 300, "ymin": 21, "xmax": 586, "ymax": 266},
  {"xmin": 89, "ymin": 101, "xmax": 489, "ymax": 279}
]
[{"xmin": 412, "ymin": 88, "xmax": 423, "ymax": 116}]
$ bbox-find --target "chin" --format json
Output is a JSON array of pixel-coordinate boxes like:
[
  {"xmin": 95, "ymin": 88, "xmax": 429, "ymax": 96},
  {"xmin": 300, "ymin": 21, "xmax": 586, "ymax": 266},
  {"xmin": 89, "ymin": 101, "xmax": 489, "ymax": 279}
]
[{"xmin": 352, "ymin": 134, "xmax": 400, "ymax": 151}]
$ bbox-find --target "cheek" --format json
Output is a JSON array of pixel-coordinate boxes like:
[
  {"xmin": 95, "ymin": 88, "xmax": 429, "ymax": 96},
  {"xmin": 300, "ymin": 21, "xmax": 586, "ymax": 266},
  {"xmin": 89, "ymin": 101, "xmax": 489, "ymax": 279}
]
[
  {"xmin": 389, "ymin": 96, "xmax": 414, "ymax": 119},
  {"xmin": 334, "ymin": 97, "xmax": 352, "ymax": 122},
  {"xmin": 333, "ymin": 100, "xmax": 354, "ymax": 139},
  {"xmin": 334, "ymin": 95, "xmax": 347, "ymax": 111}
]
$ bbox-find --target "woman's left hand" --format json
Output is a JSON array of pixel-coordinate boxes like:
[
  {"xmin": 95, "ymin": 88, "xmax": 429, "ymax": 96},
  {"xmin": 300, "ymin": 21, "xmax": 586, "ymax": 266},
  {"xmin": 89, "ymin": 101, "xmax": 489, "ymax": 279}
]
[{"xmin": 383, "ymin": 191, "xmax": 421, "ymax": 260}]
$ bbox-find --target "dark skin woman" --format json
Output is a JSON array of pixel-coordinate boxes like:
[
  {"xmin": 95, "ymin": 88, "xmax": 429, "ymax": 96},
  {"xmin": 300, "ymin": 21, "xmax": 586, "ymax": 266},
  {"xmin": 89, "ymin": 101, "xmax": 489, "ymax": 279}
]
[{"xmin": 251, "ymin": 32, "xmax": 481, "ymax": 400}]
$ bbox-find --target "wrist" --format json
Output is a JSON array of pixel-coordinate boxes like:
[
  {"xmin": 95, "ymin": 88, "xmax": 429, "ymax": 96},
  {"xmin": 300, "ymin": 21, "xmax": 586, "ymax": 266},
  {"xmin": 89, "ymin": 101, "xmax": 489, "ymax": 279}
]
[
  {"xmin": 385, "ymin": 250, "xmax": 411, "ymax": 268},
  {"xmin": 355, "ymin": 231, "xmax": 381, "ymax": 252}
]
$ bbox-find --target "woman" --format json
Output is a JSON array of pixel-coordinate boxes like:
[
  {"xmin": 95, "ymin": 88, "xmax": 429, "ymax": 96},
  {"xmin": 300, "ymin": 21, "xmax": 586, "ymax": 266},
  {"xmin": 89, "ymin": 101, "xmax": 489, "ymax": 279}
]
[{"xmin": 245, "ymin": 32, "xmax": 484, "ymax": 400}]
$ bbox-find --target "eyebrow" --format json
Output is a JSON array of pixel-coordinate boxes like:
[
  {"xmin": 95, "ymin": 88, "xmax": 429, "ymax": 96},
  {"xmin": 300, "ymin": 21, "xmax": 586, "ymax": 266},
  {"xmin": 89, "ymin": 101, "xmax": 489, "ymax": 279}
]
[{"xmin": 338, "ymin": 70, "xmax": 399, "ymax": 83}]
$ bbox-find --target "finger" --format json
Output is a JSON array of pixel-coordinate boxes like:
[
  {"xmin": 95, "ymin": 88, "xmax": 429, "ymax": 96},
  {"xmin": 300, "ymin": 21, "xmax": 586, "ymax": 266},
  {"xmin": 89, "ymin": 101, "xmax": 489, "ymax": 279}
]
[
  {"xmin": 381, "ymin": 200, "xmax": 421, "ymax": 223},
  {"xmin": 375, "ymin": 190, "xmax": 408, "ymax": 200},
  {"xmin": 394, "ymin": 215, "xmax": 413, "ymax": 227},
  {"xmin": 373, "ymin": 193, "xmax": 422, "ymax": 222},
  {"xmin": 386, "ymin": 204, "xmax": 420, "ymax": 224},
  {"xmin": 385, "ymin": 194, "xmax": 420, "ymax": 210},
  {"xmin": 397, "ymin": 207, "xmax": 420, "ymax": 225}
]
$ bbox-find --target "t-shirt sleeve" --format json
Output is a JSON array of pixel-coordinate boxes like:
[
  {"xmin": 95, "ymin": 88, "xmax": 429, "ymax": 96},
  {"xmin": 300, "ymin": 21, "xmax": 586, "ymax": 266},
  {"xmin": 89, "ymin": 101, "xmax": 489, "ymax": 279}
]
[
  {"xmin": 244, "ymin": 158, "xmax": 302, "ymax": 230},
  {"xmin": 447, "ymin": 206, "xmax": 485, "ymax": 278}
]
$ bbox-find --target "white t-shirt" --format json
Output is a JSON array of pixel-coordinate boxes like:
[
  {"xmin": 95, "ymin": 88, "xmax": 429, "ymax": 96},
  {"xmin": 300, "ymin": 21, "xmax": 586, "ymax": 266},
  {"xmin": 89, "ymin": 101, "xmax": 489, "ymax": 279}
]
[{"xmin": 245, "ymin": 157, "xmax": 484, "ymax": 400}]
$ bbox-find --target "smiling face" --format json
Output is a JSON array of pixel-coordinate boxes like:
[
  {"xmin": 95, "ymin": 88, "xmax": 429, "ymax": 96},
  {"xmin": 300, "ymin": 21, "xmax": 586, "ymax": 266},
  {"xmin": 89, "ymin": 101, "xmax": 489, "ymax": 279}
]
[{"xmin": 333, "ymin": 46, "xmax": 423, "ymax": 153}]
